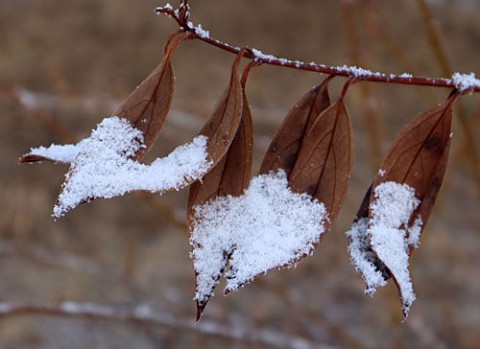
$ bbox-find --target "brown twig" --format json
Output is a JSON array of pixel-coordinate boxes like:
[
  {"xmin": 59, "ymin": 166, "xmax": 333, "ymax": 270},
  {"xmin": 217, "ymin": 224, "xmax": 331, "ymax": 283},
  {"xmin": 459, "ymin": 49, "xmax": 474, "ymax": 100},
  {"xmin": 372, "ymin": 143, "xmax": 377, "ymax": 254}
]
[{"xmin": 156, "ymin": 2, "xmax": 479, "ymax": 93}]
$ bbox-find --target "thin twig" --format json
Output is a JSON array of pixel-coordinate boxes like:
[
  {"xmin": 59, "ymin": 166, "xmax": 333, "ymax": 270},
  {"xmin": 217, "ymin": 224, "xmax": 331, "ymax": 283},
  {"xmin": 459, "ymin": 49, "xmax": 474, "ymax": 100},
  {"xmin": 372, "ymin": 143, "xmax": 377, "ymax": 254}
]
[{"xmin": 155, "ymin": 3, "xmax": 479, "ymax": 93}]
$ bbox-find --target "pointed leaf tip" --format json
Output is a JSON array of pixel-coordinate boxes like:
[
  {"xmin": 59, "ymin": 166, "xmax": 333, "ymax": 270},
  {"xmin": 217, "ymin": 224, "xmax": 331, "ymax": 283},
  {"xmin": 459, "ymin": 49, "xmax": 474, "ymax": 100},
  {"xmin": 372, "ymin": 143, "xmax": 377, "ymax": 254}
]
[{"xmin": 196, "ymin": 302, "xmax": 206, "ymax": 322}]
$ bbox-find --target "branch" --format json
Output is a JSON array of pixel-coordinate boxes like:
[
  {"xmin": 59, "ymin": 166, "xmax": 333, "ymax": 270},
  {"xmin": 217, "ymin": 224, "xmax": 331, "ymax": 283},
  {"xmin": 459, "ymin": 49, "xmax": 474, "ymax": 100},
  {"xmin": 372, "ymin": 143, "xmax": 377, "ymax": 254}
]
[
  {"xmin": 0, "ymin": 301, "xmax": 335, "ymax": 349},
  {"xmin": 156, "ymin": 3, "xmax": 480, "ymax": 93}
]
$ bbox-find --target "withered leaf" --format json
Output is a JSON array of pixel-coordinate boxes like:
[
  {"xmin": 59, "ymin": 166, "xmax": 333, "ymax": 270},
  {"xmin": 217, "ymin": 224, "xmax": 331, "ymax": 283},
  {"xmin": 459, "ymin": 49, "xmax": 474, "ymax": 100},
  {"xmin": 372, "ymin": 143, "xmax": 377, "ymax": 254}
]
[
  {"xmin": 189, "ymin": 79, "xmax": 352, "ymax": 321},
  {"xmin": 347, "ymin": 94, "xmax": 458, "ymax": 318},
  {"xmin": 18, "ymin": 34, "xmax": 220, "ymax": 218},
  {"xmin": 19, "ymin": 33, "xmax": 186, "ymax": 165},
  {"xmin": 374, "ymin": 97, "xmax": 455, "ymax": 207},
  {"xmin": 114, "ymin": 35, "xmax": 182, "ymax": 160},
  {"xmin": 188, "ymin": 93, "xmax": 252, "ymax": 217},
  {"xmin": 259, "ymin": 76, "xmax": 332, "ymax": 177},
  {"xmin": 289, "ymin": 99, "xmax": 354, "ymax": 229},
  {"xmin": 188, "ymin": 92, "xmax": 253, "ymax": 320},
  {"xmin": 195, "ymin": 56, "xmax": 244, "ymax": 167}
]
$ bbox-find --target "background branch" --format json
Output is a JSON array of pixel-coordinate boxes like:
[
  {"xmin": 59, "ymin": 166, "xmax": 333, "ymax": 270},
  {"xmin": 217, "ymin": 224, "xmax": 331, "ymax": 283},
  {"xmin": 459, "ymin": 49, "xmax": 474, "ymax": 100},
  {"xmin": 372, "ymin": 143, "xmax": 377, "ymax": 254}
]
[{"xmin": 0, "ymin": 301, "xmax": 334, "ymax": 349}]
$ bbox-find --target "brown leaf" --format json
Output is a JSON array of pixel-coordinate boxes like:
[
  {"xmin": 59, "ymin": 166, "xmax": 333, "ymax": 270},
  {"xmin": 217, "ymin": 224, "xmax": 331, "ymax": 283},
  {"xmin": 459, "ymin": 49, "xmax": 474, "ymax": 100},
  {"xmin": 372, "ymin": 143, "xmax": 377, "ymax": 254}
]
[
  {"xmin": 185, "ymin": 55, "xmax": 245, "ymax": 320},
  {"xmin": 373, "ymin": 97, "xmax": 455, "ymax": 315},
  {"xmin": 195, "ymin": 57, "xmax": 244, "ymax": 167},
  {"xmin": 289, "ymin": 99, "xmax": 354, "ymax": 229},
  {"xmin": 372, "ymin": 95, "xmax": 456, "ymax": 238},
  {"xmin": 188, "ymin": 92, "xmax": 253, "ymax": 320},
  {"xmin": 347, "ymin": 94, "xmax": 457, "ymax": 318},
  {"xmin": 19, "ymin": 154, "xmax": 59, "ymax": 163},
  {"xmin": 259, "ymin": 77, "xmax": 332, "ymax": 177},
  {"xmin": 113, "ymin": 34, "xmax": 184, "ymax": 160},
  {"xmin": 188, "ymin": 93, "xmax": 252, "ymax": 215}
]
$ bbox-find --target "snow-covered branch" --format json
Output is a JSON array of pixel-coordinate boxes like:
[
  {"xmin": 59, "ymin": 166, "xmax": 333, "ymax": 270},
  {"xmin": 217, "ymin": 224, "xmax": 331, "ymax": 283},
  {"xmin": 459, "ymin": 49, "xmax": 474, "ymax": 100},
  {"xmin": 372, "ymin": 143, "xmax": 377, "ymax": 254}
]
[{"xmin": 155, "ymin": 3, "xmax": 480, "ymax": 93}]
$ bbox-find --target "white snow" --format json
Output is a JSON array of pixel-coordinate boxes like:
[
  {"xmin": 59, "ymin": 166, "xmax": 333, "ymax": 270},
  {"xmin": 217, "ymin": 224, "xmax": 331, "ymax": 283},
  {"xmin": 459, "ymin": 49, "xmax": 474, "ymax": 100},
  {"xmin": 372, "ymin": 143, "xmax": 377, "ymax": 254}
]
[
  {"xmin": 335, "ymin": 65, "xmax": 383, "ymax": 78},
  {"xmin": 406, "ymin": 216, "xmax": 423, "ymax": 249},
  {"xmin": 346, "ymin": 218, "xmax": 388, "ymax": 296},
  {"xmin": 190, "ymin": 170, "xmax": 328, "ymax": 305},
  {"xmin": 187, "ymin": 21, "xmax": 210, "ymax": 39},
  {"xmin": 369, "ymin": 181, "xmax": 421, "ymax": 316},
  {"xmin": 347, "ymin": 181, "xmax": 423, "ymax": 316},
  {"xmin": 26, "ymin": 117, "xmax": 212, "ymax": 218},
  {"xmin": 251, "ymin": 48, "xmax": 289, "ymax": 65},
  {"xmin": 452, "ymin": 72, "xmax": 480, "ymax": 92}
]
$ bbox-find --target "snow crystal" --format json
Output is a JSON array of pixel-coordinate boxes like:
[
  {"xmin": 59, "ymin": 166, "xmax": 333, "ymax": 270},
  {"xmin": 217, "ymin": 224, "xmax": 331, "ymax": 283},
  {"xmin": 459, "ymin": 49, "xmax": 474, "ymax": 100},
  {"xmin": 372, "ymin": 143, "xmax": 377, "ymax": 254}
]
[
  {"xmin": 452, "ymin": 72, "xmax": 480, "ymax": 92},
  {"xmin": 346, "ymin": 218, "xmax": 388, "ymax": 295},
  {"xmin": 25, "ymin": 116, "xmax": 212, "ymax": 218},
  {"xmin": 190, "ymin": 170, "xmax": 328, "ymax": 304},
  {"xmin": 369, "ymin": 181, "xmax": 421, "ymax": 315}
]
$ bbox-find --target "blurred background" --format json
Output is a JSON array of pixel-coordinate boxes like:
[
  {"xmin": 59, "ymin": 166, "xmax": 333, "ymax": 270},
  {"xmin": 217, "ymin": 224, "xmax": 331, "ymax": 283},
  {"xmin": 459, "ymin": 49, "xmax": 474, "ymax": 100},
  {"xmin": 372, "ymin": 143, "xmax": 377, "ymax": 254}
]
[{"xmin": 1, "ymin": 0, "xmax": 480, "ymax": 348}]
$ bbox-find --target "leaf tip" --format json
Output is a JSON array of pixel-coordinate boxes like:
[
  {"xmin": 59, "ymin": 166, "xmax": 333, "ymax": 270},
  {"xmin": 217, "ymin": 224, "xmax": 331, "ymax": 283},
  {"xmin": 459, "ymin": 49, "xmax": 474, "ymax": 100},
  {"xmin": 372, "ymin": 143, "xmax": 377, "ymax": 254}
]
[{"xmin": 195, "ymin": 301, "xmax": 207, "ymax": 322}]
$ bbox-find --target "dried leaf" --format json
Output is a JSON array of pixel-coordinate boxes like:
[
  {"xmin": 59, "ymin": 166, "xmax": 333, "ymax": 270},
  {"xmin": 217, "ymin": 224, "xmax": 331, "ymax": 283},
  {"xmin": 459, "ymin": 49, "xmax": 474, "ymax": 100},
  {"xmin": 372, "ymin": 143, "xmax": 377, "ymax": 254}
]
[
  {"xmin": 289, "ymin": 99, "xmax": 354, "ymax": 228},
  {"xmin": 17, "ymin": 34, "xmax": 219, "ymax": 218},
  {"xmin": 188, "ymin": 93, "xmax": 253, "ymax": 320},
  {"xmin": 259, "ymin": 77, "xmax": 332, "ymax": 176},
  {"xmin": 190, "ymin": 79, "xmax": 346, "ymax": 320},
  {"xmin": 114, "ymin": 36, "xmax": 179, "ymax": 160},
  {"xmin": 188, "ymin": 93, "xmax": 252, "ymax": 217},
  {"xmin": 374, "ymin": 98, "xmax": 454, "ymax": 209},
  {"xmin": 346, "ymin": 94, "xmax": 457, "ymax": 318},
  {"xmin": 19, "ymin": 33, "xmax": 186, "ymax": 165},
  {"xmin": 195, "ymin": 57, "xmax": 244, "ymax": 166},
  {"xmin": 19, "ymin": 154, "xmax": 63, "ymax": 163}
]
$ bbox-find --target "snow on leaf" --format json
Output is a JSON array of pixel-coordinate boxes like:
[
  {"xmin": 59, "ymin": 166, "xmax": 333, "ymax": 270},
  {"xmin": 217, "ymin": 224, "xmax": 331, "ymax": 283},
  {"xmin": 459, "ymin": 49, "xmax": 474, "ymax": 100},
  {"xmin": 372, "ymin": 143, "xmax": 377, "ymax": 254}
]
[
  {"xmin": 368, "ymin": 181, "xmax": 420, "ymax": 316},
  {"xmin": 20, "ymin": 144, "xmax": 79, "ymax": 164},
  {"xmin": 190, "ymin": 170, "xmax": 328, "ymax": 310},
  {"xmin": 346, "ymin": 217, "xmax": 388, "ymax": 296},
  {"xmin": 22, "ymin": 117, "xmax": 212, "ymax": 218}
]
